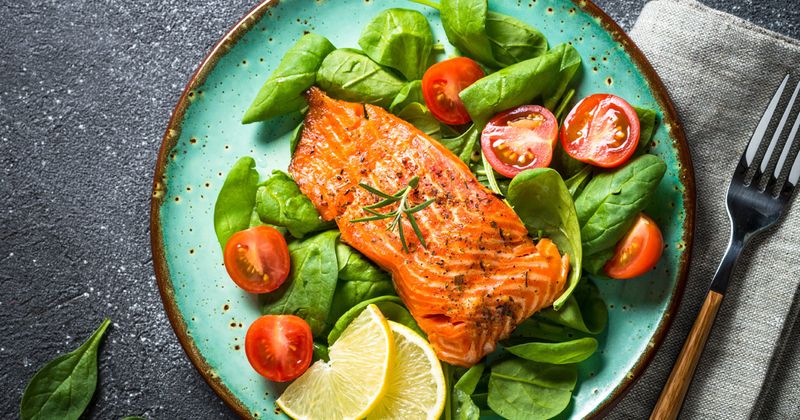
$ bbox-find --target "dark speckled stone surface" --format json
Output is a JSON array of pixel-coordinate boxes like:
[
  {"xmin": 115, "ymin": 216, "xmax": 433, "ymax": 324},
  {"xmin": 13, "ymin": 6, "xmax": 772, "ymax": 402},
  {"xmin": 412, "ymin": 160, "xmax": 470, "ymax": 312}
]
[{"xmin": 0, "ymin": 0, "xmax": 797, "ymax": 419}]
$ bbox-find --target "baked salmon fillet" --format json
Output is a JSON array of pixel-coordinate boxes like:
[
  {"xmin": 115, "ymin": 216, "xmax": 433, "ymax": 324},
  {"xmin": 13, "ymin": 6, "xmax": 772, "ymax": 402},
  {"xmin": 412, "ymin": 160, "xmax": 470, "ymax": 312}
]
[{"xmin": 289, "ymin": 88, "xmax": 569, "ymax": 366}]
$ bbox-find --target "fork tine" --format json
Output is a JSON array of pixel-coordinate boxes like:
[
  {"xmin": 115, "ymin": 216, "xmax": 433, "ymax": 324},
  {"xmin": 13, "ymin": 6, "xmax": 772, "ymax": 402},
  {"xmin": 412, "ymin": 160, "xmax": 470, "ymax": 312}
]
[
  {"xmin": 761, "ymin": 80, "xmax": 800, "ymax": 174},
  {"xmin": 784, "ymin": 139, "xmax": 800, "ymax": 199},
  {"xmin": 737, "ymin": 74, "xmax": 790, "ymax": 179}
]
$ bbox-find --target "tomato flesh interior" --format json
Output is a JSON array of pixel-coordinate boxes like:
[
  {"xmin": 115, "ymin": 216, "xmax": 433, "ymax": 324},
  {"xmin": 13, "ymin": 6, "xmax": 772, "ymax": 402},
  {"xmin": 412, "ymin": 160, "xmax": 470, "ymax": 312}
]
[
  {"xmin": 481, "ymin": 105, "xmax": 558, "ymax": 178},
  {"xmin": 245, "ymin": 315, "xmax": 313, "ymax": 382},
  {"xmin": 561, "ymin": 94, "xmax": 640, "ymax": 168},
  {"xmin": 223, "ymin": 226, "xmax": 291, "ymax": 294},
  {"xmin": 604, "ymin": 213, "xmax": 664, "ymax": 279},
  {"xmin": 422, "ymin": 57, "xmax": 485, "ymax": 125}
]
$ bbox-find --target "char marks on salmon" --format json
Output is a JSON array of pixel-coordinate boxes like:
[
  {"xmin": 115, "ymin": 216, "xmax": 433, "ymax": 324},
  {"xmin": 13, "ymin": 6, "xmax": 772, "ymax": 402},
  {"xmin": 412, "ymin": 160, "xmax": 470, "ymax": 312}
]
[{"xmin": 290, "ymin": 88, "xmax": 569, "ymax": 366}]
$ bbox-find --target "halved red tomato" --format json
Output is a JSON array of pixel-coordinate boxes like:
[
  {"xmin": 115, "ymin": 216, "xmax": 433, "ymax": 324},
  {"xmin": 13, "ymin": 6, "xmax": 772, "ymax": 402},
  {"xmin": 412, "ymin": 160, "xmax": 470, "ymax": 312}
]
[
  {"xmin": 605, "ymin": 213, "xmax": 664, "ymax": 279},
  {"xmin": 245, "ymin": 315, "xmax": 313, "ymax": 382},
  {"xmin": 223, "ymin": 225, "xmax": 291, "ymax": 293},
  {"xmin": 422, "ymin": 57, "xmax": 485, "ymax": 125},
  {"xmin": 480, "ymin": 105, "xmax": 559, "ymax": 178},
  {"xmin": 561, "ymin": 93, "xmax": 640, "ymax": 168}
]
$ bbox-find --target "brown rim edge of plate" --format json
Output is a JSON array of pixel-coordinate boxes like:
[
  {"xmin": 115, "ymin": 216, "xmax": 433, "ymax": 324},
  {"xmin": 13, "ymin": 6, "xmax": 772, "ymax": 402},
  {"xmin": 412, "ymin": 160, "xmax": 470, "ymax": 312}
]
[{"xmin": 149, "ymin": 1, "xmax": 696, "ymax": 419}]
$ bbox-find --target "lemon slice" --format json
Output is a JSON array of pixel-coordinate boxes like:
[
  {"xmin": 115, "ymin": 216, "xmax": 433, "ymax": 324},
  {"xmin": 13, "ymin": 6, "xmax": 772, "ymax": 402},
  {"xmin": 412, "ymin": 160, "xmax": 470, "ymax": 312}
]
[
  {"xmin": 368, "ymin": 321, "xmax": 446, "ymax": 420},
  {"xmin": 277, "ymin": 304, "xmax": 394, "ymax": 420}
]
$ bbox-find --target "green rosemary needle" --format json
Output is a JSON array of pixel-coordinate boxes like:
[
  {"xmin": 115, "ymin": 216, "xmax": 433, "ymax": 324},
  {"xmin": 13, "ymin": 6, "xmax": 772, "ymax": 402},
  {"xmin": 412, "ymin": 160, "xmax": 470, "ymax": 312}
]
[{"xmin": 350, "ymin": 176, "xmax": 435, "ymax": 252}]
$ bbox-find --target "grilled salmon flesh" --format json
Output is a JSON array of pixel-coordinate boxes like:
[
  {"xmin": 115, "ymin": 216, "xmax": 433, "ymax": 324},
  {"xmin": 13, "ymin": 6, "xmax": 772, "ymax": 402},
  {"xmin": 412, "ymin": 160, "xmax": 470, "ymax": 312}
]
[{"xmin": 289, "ymin": 88, "xmax": 569, "ymax": 367}]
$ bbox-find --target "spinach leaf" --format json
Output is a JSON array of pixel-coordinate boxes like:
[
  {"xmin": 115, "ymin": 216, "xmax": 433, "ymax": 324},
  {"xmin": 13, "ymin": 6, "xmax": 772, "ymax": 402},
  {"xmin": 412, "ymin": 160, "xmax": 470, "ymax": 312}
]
[
  {"xmin": 485, "ymin": 12, "xmax": 548, "ymax": 67},
  {"xmin": 634, "ymin": 107, "xmax": 658, "ymax": 156},
  {"xmin": 359, "ymin": 8, "xmax": 433, "ymax": 81},
  {"xmin": 506, "ymin": 168, "xmax": 581, "ymax": 310},
  {"xmin": 327, "ymin": 296, "xmax": 422, "ymax": 345},
  {"xmin": 261, "ymin": 231, "xmax": 340, "ymax": 336},
  {"xmin": 390, "ymin": 80, "xmax": 424, "ymax": 113},
  {"xmin": 289, "ymin": 119, "xmax": 304, "ymax": 155},
  {"xmin": 214, "ymin": 157, "xmax": 260, "ymax": 250},
  {"xmin": 460, "ymin": 43, "xmax": 582, "ymax": 124},
  {"xmin": 440, "ymin": 124, "xmax": 480, "ymax": 163},
  {"xmin": 488, "ymin": 358, "xmax": 577, "ymax": 420},
  {"xmin": 326, "ymin": 242, "xmax": 395, "ymax": 325},
  {"xmin": 583, "ymin": 247, "xmax": 614, "ymax": 275},
  {"xmin": 255, "ymin": 170, "xmax": 332, "ymax": 239},
  {"xmin": 20, "ymin": 319, "xmax": 111, "ymax": 420},
  {"xmin": 564, "ymin": 165, "xmax": 593, "ymax": 198},
  {"xmin": 506, "ymin": 337, "xmax": 598, "ymax": 364},
  {"xmin": 453, "ymin": 364, "xmax": 485, "ymax": 420},
  {"xmin": 242, "ymin": 33, "xmax": 335, "ymax": 123},
  {"xmin": 575, "ymin": 154, "xmax": 666, "ymax": 256},
  {"xmin": 553, "ymin": 142, "xmax": 587, "ymax": 180},
  {"xmin": 316, "ymin": 48, "xmax": 406, "ymax": 108},
  {"xmin": 537, "ymin": 278, "xmax": 608, "ymax": 335},
  {"xmin": 312, "ymin": 342, "xmax": 329, "ymax": 362},
  {"xmin": 508, "ymin": 316, "xmax": 585, "ymax": 344},
  {"xmin": 438, "ymin": 0, "xmax": 499, "ymax": 68},
  {"xmin": 396, "ymin": 102, "xmax": 444, "ymax": 138}
]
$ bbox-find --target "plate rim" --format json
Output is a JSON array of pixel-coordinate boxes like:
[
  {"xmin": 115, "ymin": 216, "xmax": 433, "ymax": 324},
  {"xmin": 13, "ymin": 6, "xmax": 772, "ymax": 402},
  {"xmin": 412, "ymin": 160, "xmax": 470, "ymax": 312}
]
[{"xmin": 149, "ymin": 0, "xmax": 696, "ymax": 418}]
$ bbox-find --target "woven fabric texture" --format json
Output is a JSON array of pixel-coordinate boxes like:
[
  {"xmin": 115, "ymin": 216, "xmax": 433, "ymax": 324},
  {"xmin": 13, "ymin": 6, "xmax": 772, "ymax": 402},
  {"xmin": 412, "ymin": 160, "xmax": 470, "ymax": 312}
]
[{"xmin": 608, "ymin": 0, "xmax": 800, "ymax": 418}]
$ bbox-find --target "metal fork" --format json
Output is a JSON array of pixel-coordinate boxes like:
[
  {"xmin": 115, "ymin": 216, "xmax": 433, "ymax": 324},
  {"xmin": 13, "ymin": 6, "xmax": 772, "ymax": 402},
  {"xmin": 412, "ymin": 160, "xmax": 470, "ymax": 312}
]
[{"xmin": 651, "ymin": 74, "xmax": 800, "ymax": 420}]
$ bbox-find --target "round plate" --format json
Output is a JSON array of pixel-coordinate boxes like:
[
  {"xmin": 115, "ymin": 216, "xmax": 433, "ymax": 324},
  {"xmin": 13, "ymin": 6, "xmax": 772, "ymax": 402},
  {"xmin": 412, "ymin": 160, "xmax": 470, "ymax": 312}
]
[{"xmin": 150, "ymin": 0, "xmax": 695, "ymax": 418}]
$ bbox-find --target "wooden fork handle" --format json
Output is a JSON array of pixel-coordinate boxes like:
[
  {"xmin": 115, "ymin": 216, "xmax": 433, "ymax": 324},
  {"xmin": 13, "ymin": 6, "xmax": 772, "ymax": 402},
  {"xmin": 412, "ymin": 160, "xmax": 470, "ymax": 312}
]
[{"xmin": 650, "ymin": 290, "xmax": 724, "ymax": 420}]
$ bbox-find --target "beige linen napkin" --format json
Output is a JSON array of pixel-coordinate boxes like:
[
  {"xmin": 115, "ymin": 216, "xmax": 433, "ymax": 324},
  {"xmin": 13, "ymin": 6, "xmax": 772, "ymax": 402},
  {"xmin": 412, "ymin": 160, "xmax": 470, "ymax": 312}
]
[{"xmin": 608, "ymin": 0, "xmax": 800, "ymax": 418}]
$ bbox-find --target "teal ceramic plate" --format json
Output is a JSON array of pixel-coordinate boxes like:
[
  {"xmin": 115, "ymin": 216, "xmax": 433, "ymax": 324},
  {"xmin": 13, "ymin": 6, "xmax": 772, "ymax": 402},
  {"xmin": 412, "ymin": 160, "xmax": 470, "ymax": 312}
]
[{"xmin": 151, "ymin": 0, "xmax": 695, "ymax": 418}]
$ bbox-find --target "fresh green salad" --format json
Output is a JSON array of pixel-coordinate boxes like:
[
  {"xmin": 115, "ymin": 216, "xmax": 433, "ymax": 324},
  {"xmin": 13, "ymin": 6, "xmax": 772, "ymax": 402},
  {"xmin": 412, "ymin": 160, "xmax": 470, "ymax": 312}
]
[{"xmin": 212, "ymin": 1, "xmax": 668, "ymax": 419}]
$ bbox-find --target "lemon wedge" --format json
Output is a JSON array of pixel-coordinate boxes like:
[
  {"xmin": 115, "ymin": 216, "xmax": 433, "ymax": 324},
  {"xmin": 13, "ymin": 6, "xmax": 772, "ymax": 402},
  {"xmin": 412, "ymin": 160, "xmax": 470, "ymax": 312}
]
[
  {"xmin": 369, "ymin": 321, "xmax": 446, "ymax": 420},
  {"xmin": 276, "ymin": 304, "xmax": 394, "ymax": 420}
]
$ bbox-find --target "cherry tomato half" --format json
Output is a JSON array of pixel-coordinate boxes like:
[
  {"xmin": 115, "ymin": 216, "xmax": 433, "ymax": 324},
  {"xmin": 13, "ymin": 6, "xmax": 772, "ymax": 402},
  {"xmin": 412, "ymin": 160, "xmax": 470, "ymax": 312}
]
[
  {"xmin": 422, "ymin": 57, "xmax": 485, "ymax": 125},
  {"xmin": 561, "ymin": 93, "xmax": 640, "ymax": 168},
  {"xmin": 481, "ymin": 105, "xmax": 559, "ymax": 178},
  {"xmin": 223, "ymin": 225, "xmax": 291, "ymax": 294},
  {"xmin": 604, "ymin": 213, "xmax": 664, "ymax": 279},
  {"xmin": 245, "ymin": 315, "xmax": 313, "ymax": 382}
]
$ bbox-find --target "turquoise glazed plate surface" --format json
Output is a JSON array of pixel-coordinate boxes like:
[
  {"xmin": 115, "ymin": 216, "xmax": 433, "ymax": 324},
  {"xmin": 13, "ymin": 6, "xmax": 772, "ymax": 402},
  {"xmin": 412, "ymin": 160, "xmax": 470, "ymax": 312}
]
[{"xmin": 150, "ymin": 0, "xmax": 695, "ymax": 418}]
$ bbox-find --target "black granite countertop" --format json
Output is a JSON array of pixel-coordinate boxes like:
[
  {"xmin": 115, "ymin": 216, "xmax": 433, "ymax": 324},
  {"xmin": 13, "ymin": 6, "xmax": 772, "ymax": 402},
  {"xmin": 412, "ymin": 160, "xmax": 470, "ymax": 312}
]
[{"xmin": 1, "ymin": 0, "xmax": 797, "ymax": 418}]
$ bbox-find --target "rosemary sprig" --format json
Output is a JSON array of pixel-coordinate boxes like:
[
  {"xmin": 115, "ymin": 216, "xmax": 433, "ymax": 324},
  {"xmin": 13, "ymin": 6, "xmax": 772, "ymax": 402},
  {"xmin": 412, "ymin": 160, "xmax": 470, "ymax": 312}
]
[{"xmin": 350, "ymin": 176, "xmax": 435, "ymax": 252}]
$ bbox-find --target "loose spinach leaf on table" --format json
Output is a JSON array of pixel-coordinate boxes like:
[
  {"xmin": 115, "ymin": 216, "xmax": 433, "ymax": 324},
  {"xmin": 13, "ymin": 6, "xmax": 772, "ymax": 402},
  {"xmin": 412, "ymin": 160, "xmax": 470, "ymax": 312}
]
[
  {"xmin": 453, "ymin": 364, "xmax": 485, "ymax": 420},
  {"xmin": 634, "ymin": 106, "xmax": 658, "ymax": 156},
  {"xmin": 506, "ymin": 168, "xmax": 581, "ymax": 310},
  {"xmin": 488, "ymin": 358, "xmax": 577, "ymax": 420},
  {"xmin": 537, "ymin": 278, "xmax": 608, "ymax": 335},
  {"xmin": 506, "ymin": 337, "xmax": 598, "ymax": 364},
  {"xmin": 262, "ymin": 231, "xmax": 340, "ymax": 336},
  {"xmin": 20, "ymin": 319, "xmax": 111, "ymax": 420},
  {"xmin": 390, "ymin": 80, "xmax": 424, "ymax": 113},
  {"xmin": 460, "ymin": 43, "xmax": 582, "ymax": 124},
  {"xmin": 327, "ymin": 296, "xmax": 422, "ymax": 345},
  {"xmin": 485, "ymin": 11, "xmax": 548, "ymax": 67},
  {"xmin": 359, "ymin": 8, "xmax": 433, "ymax": 81},
  {"xmin": 242, "ymin": 33, "xmax": 335, "ymax": 123},
  {"xmin": 214, "ymin": 156, "xmax": 260, "ymax": 250},
  {"xmin": 326, "ymin": 242, "xmax": 395, "ymax": 325},
  {"xmin": 316, "ymin": 48, "xmax": 407, "ymax": 108},
  {"xmin": 255, "ymin": 170, "xmax": 332, "ymax": 239},
  {"xmin": 575, "ymin": 154, "xmax": 666, "ymax": 256}
]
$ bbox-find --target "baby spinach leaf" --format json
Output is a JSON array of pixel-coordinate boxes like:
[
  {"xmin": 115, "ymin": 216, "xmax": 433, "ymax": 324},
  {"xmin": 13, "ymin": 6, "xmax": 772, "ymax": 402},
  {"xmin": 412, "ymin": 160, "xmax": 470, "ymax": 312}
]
[
  {"xmin": 289, "ymin": 119, "xmax": 304, "ymax": 155},
  {"xmin": 583, "ymin": 247, "xmax": 614, "ymax": 275},
  {"xmin": 255, "ymin": 170, "xmax": 333, "ymax": 239},
  {"xmin": 397, "ymin": 102, "xmax": 444, "ymax": 138},
  {"xmin": 214, "ymin": 157, "xmax": 260, "ymax": 250},
  {"xmin": 634, "ymin": 106, "xmax": 658, "ymax": 156},
  {"xmin": 575, "ymin": 154, "xmax": 666, "ymax": 256},
  {"xmin": 485, "ymin": 12, "xmax": 548, "ymax": 67},
  {"xmin": 506, "ymin": 168, "xmax": 581, "ymax": 310},
  {"xmin": 327, "ymin": 296, "xmax": 422, "ymax": 345},
  {"xmin": 312, "ymin": 342, "xmax": 329, "ymax": 362},
  {"xmin": 509, "ymin": 316, "xmax": 585, "ymax": 344},
  {"xmin": 326, "ymin": 242, "xmax": 395, "ymax": 325},
  {"xmin": 537, "ymin": 278, "xmax": 608, "ymax": 335},
  {"xmin": 438, "ymin": 0, "xmax": 499, "ymax": 68},
  {"xmin": 316, "ymin": 48, "xmax": 406, "ymax": 108},
  {"xmin": 390, "ymin": 80, "xmax": 424, "ymax": 113},
  {"xmin": 553, "ymin": 142, "xmax": 587, "ymax": 180},
  {"xmin": 261, "ymin": 231, "xmax": 340, "ymax": 336},
  {"xmin": 440, "ymin": 124, "xmax": 480, "ymax": 163},
  {"xmin": 460, "ymin": 43, "xmax": 582, "ymax": 124},
  {"xmin": 564, "ymin": 165, "xmax": 593, "ymax": 198},
  {"xmin": 488, "ymin": 358, "xmax": 577, "ymax": 420},
  {"xmin": 453, "ymin": 364, "xmax": 485, "ymax": 420},
  {"xmin": 242, "ymin": 33, "xmax": 335, "ymax": 123},
  {"xmin": 359, "ymin": 8, "xmax": 433, "ymax": 81},
  {"xmin": 506, "ymin": 337, "xmax": 598, "ymax": 364},
  {"xmin": 20, "ymin": 319, "xmax": 111, "ymax": 420}
]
